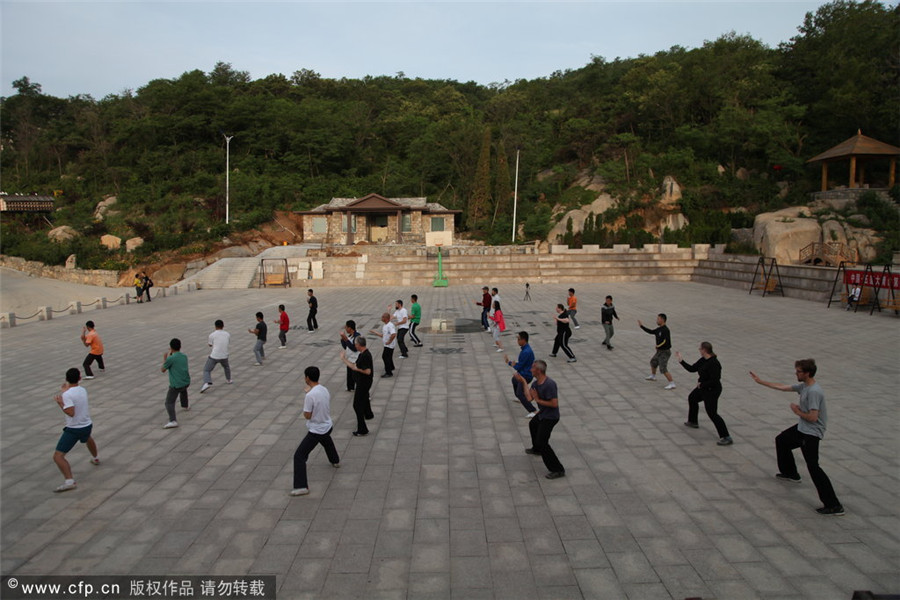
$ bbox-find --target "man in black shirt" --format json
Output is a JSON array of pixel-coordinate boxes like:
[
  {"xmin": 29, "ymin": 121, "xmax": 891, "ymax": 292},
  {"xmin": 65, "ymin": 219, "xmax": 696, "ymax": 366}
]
[
  {"xmin": 341, "ymin": 336, "xmax": 374, "ymax": 436},
  {"xmin": 601, "ymin": 295, "xmax": 619, "ymax": 350},
  {"xmin": 639, "ymin": 313, "xmax": 675, "ymax": 389},
  {"xmin": 306, "ymin": 289, "xmax": 318, "ymax": 332},
  {"xmin": 676, "ymin": 342, "xmax": 732, "ymax": 445}
]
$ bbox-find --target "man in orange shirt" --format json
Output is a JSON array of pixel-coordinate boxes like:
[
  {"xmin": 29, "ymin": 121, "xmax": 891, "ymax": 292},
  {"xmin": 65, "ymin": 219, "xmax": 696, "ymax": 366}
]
[
  {"xmin": 80, "ymin": 321, "xmax": 105, "ymax": 380},
  {"xmin": 567, "ymin": 288, "xmax": 580, "ymax": 329}
]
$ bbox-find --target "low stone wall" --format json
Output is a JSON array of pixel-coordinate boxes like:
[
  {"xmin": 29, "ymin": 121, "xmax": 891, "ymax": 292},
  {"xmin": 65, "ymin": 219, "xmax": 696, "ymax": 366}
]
[{"xmin": 0, "ymin": 255, "xmax": 120, "ymax": 287}]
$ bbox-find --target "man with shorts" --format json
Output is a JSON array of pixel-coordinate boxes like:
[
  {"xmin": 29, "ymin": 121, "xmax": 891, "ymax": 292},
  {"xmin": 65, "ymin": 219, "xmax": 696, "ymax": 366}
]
[
  {"xmin": 80, "ymin": 321, "xmax": 104, "ymax": 380},
  {"xmin": 639, "ymin": 313, "xmax": 675, "ymax": 389},
  {"xmin": 52, "ymin": 368, "xmax": 99, "ymax": 492}
]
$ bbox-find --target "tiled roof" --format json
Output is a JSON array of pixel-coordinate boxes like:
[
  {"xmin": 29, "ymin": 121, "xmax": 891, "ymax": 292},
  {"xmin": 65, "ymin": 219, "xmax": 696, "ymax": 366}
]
[{"xmin": 808, "ymin": 131, "xmax": 900, "ymax": 163}]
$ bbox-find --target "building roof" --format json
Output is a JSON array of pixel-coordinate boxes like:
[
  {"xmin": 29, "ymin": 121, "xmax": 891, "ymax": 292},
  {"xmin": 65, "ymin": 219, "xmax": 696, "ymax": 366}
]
[
  {"xmin": 0, "ymin": 194, "xmax": 55, "ymax": 212},
  {"xmin": 807, "ymin": 131, "xmax": 900, "ymax": 163},
  {"xmin": 299, "ymin": 193, "xmax": 459, "ymax": 214}
]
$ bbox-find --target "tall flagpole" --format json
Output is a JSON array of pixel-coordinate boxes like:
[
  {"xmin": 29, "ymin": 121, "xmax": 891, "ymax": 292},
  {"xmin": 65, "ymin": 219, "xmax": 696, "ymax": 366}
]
[{"xmin": 512, "ymin": 149, "xmax": 520, "ymax": 243}]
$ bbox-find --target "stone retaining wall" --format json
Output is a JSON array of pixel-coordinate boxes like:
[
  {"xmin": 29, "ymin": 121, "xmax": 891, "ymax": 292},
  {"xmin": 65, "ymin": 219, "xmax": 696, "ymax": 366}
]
[{"xmin": 0, "ymin": 255, "xmax": 120, "ymax": 287}]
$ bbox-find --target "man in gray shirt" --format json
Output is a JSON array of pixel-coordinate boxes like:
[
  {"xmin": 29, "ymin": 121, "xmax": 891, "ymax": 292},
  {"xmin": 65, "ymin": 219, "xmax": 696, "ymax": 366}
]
[{"xmin": 750, "ymin": 358, "xmax": 844, "ymax": 516}]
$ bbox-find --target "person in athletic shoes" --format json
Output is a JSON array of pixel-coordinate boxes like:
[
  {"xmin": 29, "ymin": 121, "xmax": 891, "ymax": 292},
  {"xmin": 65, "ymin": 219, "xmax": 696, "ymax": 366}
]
[
  {"xmin": 676, "ymin": 342, "xmax": 732, "ymax": 446},
  {"xmin": 409, "ymin": 294, "xmax": 423, "ymax": 347},
  {"xmin": 290, "ymin": 366, "xmax": 340, "ymax": 496},
  {"xmin": 550, "ymin": 304, "xmax": 576, "ymax": 363},
  {"xmin": 201, "ymin": 320, "xmax": 232, "ymax": 392},
  {"xmin": 639, "ymin": 313, "xmax": 675, "ymax": 389},
  {"xmin": 274, "ymin": 305, "xmax": 290, "ymax": 348},
  {"xmin": 339, "ymin": 320, "xmax": 361, "ymax": 391},
  {"xmin": 524, "ymin": 360, "xmax": 566, "ymax": 480},
  {"xmin": 392, "ymin": 299, "xmax": 410, "ymax": 358},
  {"xmin": 52, "ymin": 368, "xmax": 99, "ymax": 492},
  {"xmin": 601, "ymin": 295, "xmax": 619, "ymax": 349}
]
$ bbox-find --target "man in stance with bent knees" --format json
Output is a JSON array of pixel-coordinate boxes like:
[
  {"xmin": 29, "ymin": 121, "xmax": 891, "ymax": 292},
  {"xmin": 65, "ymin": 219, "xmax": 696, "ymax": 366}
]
[
  {"xmin": 291, "ymin": 366, "xmax": 340, "ymax": 496},
  {"xmin": 524, "ymin": 360, "xmax": 566, "ymax": 480},
  {"xmin": 52, "ymin": 368, "xmax": 99, "ymax": 492}
]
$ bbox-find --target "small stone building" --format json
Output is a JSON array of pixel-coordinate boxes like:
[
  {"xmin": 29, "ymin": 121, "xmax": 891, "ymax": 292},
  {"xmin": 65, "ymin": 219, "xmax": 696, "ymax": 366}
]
[{"xmin": 297, "ymin": 194, "xmax": 460, "ymax": 245}]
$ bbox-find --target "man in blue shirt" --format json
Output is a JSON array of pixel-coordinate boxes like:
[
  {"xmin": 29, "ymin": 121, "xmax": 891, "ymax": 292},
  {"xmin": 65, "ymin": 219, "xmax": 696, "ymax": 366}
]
[{"xmin": 504, "ymin": 331, "xmax": 536, "ymax": 417}]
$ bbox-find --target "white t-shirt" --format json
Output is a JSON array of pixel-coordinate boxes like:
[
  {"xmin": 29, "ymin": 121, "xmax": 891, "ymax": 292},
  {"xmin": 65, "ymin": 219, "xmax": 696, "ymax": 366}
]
[
  {"xmin": 303, "ymin": 384, "xmax": 332, "ymax": 434},
  {"xmin": 393, "ymin": 307, "xmax": 410, "ymax": 330},
  {"xmin": 62, "ymin": 385, "xmax": 92, "ymax": 429},
  {"xmin": 208, "ymin": 329, "xmax": 231, "ymax": 359},
  {"xmin": 382, "ymin": 322, "xmax": 397, "ymax": 349}
]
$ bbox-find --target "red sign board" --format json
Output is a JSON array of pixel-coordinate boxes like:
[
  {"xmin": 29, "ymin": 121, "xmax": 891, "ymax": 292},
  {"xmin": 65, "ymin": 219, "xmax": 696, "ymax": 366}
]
[{"xmin": 844, "ymin": 269, "xmax": 900, "ymax": 290}]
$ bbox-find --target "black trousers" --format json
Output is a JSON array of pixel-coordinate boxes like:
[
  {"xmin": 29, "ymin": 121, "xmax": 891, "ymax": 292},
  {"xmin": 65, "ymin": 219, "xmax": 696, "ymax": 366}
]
[
  {"xmin": 382, "ymin": 347, "xmax": 395, "ymax": 375},
  {"xmin": 409, "ymin": 322, "xmax": 421, "ymax": 345},
  {"xmin": 552, "ymin": 330, "xmax": 575, "ymax": 359},
  {"xmin": 83, "ymin": 353, "xmax": 105, "ymax": 376},
  {"xmin": 529, "ymin": 417, "xmax": 565, "ymax": 474},
  {"xmin": 353, "ymin": 380, "xmax": 373, "ymax": 434},
  {"xmin": 397, "ymin": 328, "xmax": 409, "ymax": 357},
  {"xmin": 293, "ymin": 427, "xmax": 339, "ymax": 489},
  {"xmin": 278, "ymin": 330, "xmax": 287, "ymax": 346},
  {"xmin": 776, "ymin": 424, "xmax": 841, "ymax": 508},
  {"xmin": 165, "ymin": 386, "xmax": 189, "ymax": 422},
  {"xmin": 346, "ymin": 366, "xmax": 356, "ymax": 391},
  {"xmin": 687, "ymin": 385, "xmax": 730, "ymax": 438},
  {"xmin": 306, "ymin": 308, "xmax": 318, "ymax": 331}
]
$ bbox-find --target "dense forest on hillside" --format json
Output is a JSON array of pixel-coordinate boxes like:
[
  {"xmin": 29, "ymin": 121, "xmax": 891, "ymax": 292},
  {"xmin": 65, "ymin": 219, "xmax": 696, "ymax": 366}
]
[{"xmin": 1, "ymin": 0, "xmax": 897, "ymax": 268}]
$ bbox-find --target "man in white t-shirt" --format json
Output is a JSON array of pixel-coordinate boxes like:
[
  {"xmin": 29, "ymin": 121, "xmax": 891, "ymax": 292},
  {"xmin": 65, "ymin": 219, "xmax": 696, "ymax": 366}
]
[
  {"xmin": 201, "ymin": 319, "xmax": 232, "ymax": 393},
  {"xmin": 291, "ymin": 366, "xmax": 340, "ymax": 496},
  {"xmin": 370, "ymin": 312, "xmax": 397, "ymax": 378},
  {"xmin": 392, "ymin": 299, "xmax": 410, "ymax": 359},
  {"xmin": 52, "ymin": 368, "xmax": 100, "ymax": 492}
]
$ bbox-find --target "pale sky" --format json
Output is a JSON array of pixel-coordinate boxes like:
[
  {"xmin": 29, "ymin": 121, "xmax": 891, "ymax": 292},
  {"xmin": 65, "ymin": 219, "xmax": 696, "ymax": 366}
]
[{"xmin": 1, "ymin": 1, "xmax": 831, "ymax": 99}]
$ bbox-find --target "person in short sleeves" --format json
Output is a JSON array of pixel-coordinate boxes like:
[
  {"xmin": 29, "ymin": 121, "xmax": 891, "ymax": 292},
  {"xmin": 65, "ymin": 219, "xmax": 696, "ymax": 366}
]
[
  {"xmin": 274, "ymin": 305, "xmax": 290, "ymax": 348},
  {"xmin": 409, "ymin": 294, "xmax": 423, "ymax": 347},
  {"xmin": 161, "ymin": 338, "xmax": 190, "ymax": 429},
  {"xmin": 392, "ymin": 299, "xmax": 410, "ymax": 358},
  {"xmin": 524, "ymin": 360, "xmax": 566, "ymax": 479},
  {"xmin": 290, "ymin": 366, "xmax": 340, "ymax": 496},
  {"xmin": 201, "ymin": 320, "xmax": 231, "ymax": 392},
  {"xmin": 249, "ymin": 312, "xmax": 267, "ymax": 365},
  {"xmin": 566, "ymin": 288, "xmax": 579, "ymax": 329},
  {"xmin": 306, "ymin": 289, "xmax": 319, "ymax": 331},
  {"xmin": 80, "ymin": 321, "xmax": 104, "ymax": 379},
  {"xmin": 370, "ymin": 313, "xmax": 396, "ymax": 377},
  {"xmin": 342, "ymin": 336, "xmax": 374, "ymax": 436},
  {"xmin": 52, "ymin": 368, "xmax": 99, "ymax": 492}
]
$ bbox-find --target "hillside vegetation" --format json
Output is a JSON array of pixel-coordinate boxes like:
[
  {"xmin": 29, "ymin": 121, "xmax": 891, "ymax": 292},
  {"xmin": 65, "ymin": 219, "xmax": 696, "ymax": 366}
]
[{"xmin": 1, "ymin": 0, "xmax": 897, "ymax": 268}]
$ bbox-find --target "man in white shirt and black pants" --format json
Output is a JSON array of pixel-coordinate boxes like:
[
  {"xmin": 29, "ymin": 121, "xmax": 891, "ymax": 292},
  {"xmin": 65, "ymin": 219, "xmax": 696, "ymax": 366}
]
[
  {"xmin": 392, "ymin": 300, "xmax": 410, "ymax": 359},
  {"xmin": 291, "ymin": 366, "xmax": 340, "ymax": 496}
]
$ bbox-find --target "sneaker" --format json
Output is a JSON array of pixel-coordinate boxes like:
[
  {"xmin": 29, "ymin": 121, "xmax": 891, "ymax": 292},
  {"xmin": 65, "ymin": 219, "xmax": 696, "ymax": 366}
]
[
  {"xmin": 183, "ymin": 406, "xmax": 190, "ymax": 411},
  {"xmin": 574, "ymin": 325, "xmax": 580, "ymax": 329},
  {"xmin": 99, "ymin": 368, "xmax": 105, "ymax": 372},
  {"xmin": 90, "ymin": 457, "xmax": 100, "ymax": 465},
  {"xmin": 352, "ymin": 431, "xmax": 369, "ymax": 437},
  {"xmin": 279, "ymin": 346, "xmax": 286, "ymax": 349},
  {"xmin": 717, "ymin": 436, "xmax": 733, "ymax": 446},
  {"xmin": 664, "ymin": 382, "xmax": 676, "ymax": 390},
  {"xmin": 567, "ymin": 358, "xmax": 577, "ymax": 363},
  {"xmin": 400, "ymin": 355, "xmax": 408, "ymax": 359},
  {"xmin": 332, "ymin": 462, "xmax": 341, "ymax": 468},
  {"xmin": 200, "ymin": 382, "xmax": 212, "ymax": 393},
  {"xmin": 54, "ymin": 482, "xmax": 77, "ymax": 493},
  {"xmin": 545, "ymin": 471, "xmax": 566, "ymax": 480},
  {"xmin": 254, "ymin": 362, "xmax": 262, "ymax": 366},
  {"xmin": 496, "ymin": 348, "xmax": 503, "ymax": 353},
  {"xmin": 816, "ymin": 505, "xmax": 845, "ymax": 516},
  {"xmin": 607, "ymin": 345, "xmax": 614, "ymax": 350},
  {"xmin": 549, "ymin": 354, "xmax": 557, "ymax": 358},
  {"xmin": 525, "ymin": 412, "xmax": 537, "ymax": 419},
  {"xmin": 683, "ymin": 421, "xmax": 699, "ymax": 429},
  {"xmin": 644, "ymin": 375, "xmax": 656, "ymax": 381},
  {"xmin": 226, "ymin": 380, "xmax": 233, "ymax": 384},
  {"xmin": 83, "ymin": 375, "xmax": 95, "ymax": 380},
  {"xmin": 524, "ymin": 448, "xmax": 541, "ymax": 455},
  {"xmin": 163, "ymin": 421, "xmax": 179, "ymax": 429},
  {"xmin": 381, "ymin": 373, "xmax": 393, "ymax": 378},
  {"xmin": 290, "ymin": 488, "xmax": 310, "ymax": 496},
  {"xmin": 776, "ymin": 473, "xmax": 802, "ymax": 483}
]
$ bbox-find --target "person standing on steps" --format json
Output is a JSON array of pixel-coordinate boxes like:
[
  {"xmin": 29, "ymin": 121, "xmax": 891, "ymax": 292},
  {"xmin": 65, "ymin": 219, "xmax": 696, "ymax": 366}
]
[
  {"xmin": 52, "ymin": 368, "xmax": 100, "ymax": 492},
  {"xmin": 409, "ymin": 294, "xmax": 423, "ymax": 347},
  {"xmin": 161, "ymin": 338, "xmax": 190, "ymax": 429},
  {"xmin": 274, "ymin": 304, "xmax": 290, "ymax": 348},
  {"xmin": 290, "ymin": 366, "xmax": 340, "ymax": 497},
  {"xmin": 306, "ymin": 289, "xmax": 318, "ymax": 332},
  {"xmin": 676, "ymin": 342, "xmax": 732, "ymax": 445},
  {"xmin": 201, "ymin": 320, "xmax": 232, "ymax": 393},
  {"xmin": 550, "ymin": 304, "xmax": 577, "ymax": 363},
  {"xmin": 639, "ymin": 313, "xmax": 675, "ymax": 389},
  {"xmin": 567, "ymin": 288, "xmax": 580, "ymax": 329},
  {"xmin": 80, "ymin": 321, "xmax": 105, "ymax": 380},
  {"xmin": 750, "ymin": 359, "xmax": 844, "ymax": 516},
  {"xmin": 601, "ymin": 295, "xmax": 619, "ymax": 349}
]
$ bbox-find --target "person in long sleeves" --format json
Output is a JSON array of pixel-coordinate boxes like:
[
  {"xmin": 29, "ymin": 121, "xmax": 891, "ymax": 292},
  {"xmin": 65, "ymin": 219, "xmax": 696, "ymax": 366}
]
[
  {"xmin": 639, "ymin": 313, "xmax": 675, "ymax": 389},
  {"xmin": 676, "ymin": 341, "xmax": 732, "ymax": 445},
  {"xmin": 550, "ymin": 304, "xmax": 576, "ymax": 362},
  {"xmin": 601, "ymin": 295, "xmax": 619, "ymax": 349},
  {"xmin": 503, "ymin": 331, "xmax": 537, "ymax": 417}
]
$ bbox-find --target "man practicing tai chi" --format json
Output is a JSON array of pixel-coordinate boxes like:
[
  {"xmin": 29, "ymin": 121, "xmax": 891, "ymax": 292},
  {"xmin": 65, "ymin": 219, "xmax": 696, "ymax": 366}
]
[
  {"xmin": 341, "ymin": 336, "xmax": 374, "ymax": 437},
  {"xmin": 370, "ymin": 313, "xmax": 397, "ymax": 378},
  {"xmin": 750, "ymin": 359, "xmax": 844, "ymax": 516},
  {"xmin": 161, "ymin": 338, "xmax": 190, "ymax": 429},
  {"xmin": 306, "ymin": 289, "xmax": 319, "ymax": 332},
  {"xmin": 52, "ymin": 368, "xmax": 100, "ymax": 492},
  {"xmin": 392, "ymin": 299, "xmax": 410, "ymax": 359},
  {"xmin": 504, "ymin": 331, "xmax": 537, "ymax": 418},
  {"xmin": 639, "ymin": 313, "xmax": 676, "ymax": 389},
  {"xmin": 409, "ymin": 294, "xmax": 423, "ymax": 347},
  {"xmin": 524, "ymin": 360, "xmax": 566, "ymax": 480},
  {"xmin": 290, "ymin": 366, "xmax": 340, "ymax": 496},
  {"xmin": 80, "ymin": 321, "xmax": 105, "ymax": 380},
  {"xmin": 601, "ymin": 295, "xmax": 619, "ymax": 349},
  {"xmin": 201, "ymin": 320, "xmax": 232, "ymax": 393},
  {"xmin": 274, "ymin": 304, "xmax": 290, "ymax": 348},
  {"xmin": 249, "ymin": 312, "xmax": 267, "ymax": 366},
  {"xmin": 676, "ymin": 342, "xmax": 732, "ymax": 445}
]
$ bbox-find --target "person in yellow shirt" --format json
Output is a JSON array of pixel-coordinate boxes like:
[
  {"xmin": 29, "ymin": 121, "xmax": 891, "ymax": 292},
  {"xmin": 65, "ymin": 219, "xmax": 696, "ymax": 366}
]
[{"xmin": 80, "ymin": 321, "xmax": 105, "ymax": 380}]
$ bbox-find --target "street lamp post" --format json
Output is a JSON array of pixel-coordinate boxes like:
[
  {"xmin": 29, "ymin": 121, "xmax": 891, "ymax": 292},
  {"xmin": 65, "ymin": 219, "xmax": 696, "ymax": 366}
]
[
  {"xmin": 512, "ymin": 149, "xmax": 520, "ymax": 243},
  {"xmin": 224, "ymin": 134, "xmax": 234, "ymax": 224}
]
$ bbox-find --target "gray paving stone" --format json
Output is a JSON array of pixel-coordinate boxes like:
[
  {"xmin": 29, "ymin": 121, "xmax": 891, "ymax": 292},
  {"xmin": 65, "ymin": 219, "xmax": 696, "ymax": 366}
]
[{"xmin": 2, "ymin": 282, "xmax": 897, "ymax": 598}]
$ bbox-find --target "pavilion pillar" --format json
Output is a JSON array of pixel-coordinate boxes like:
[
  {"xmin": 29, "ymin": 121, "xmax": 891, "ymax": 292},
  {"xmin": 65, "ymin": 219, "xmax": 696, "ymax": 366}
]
[
  {"xmin": 821, "ymin": 163, "xmax": 828, "ymax": 192},
  {"xmin": 347, "ymin": 211, "xmax": 354, "ymax": 245},
  {"xmin": 891, "ymin": 158, "xmax": 896, "ymax": 187},
  {"xmin": 849, "ymin": 156, "xmax": 857, "ymax": 188}
]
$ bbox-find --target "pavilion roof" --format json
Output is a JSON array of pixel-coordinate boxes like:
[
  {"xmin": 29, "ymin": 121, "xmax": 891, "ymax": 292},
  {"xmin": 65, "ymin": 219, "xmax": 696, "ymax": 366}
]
[{"xmin": 807, "ymin": 131, "xmax": 900, "ymax": 163}]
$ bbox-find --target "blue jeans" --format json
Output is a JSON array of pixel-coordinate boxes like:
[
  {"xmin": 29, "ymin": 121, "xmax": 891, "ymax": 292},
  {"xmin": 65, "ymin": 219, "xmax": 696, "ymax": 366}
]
[
  {"xmin": 254, "ymin": 340, "xmax": 266, "ymax": 363},
  {"xmin": 512, "ymin": 375, "xmax": 535, "ymax": 413}
]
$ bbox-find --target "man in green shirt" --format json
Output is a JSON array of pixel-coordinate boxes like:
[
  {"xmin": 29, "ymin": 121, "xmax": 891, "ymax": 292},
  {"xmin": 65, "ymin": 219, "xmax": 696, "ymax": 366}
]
[
  {"xmin": 409, "ymin": 294, "xmax": 423, "ymax": 347},
  {"xmin": 161, "ymin": 338, "xmax": 191, "ymax": 429}
]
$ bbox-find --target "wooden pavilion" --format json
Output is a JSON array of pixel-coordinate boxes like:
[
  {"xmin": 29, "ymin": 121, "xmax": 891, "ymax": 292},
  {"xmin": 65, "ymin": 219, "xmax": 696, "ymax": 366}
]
[{"xmin": 807, "ymin": 130, "xmax": 900, "ymax": 192}]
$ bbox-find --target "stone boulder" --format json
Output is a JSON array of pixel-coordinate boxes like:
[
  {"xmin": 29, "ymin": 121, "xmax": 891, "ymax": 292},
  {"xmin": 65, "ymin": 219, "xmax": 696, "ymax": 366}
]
[
  {"xmin": 65, "ymin": 254, "xmax": 77, "ymax": 269},
  {"xmin": 660, "ymin": 176, "xmax": 682, "ymax": 208},
  {"xmin": 100, "ymin": 234, "xmax": 122, "ymax": 250},
  {"xmin": 125, "ymin": 237, "xmax": 144, "ymax": 252},
  {"xmin": 753, "ymin": 207, "xmax": 820, "ymax": 264},
  {"xmin": 547, "ymin": 193, "xmax": 619, "ymax": 242},
  {"xmin": 659, "ymin": 213, "xmax": 689, "ymax": 233},
  {"xmin": 152, "ymin": 263, "xmax": 186, "ymax": 286},
  {"xmin": 94, "ymin": 196, "xmax": 117, "ymax": 220},
  {"xmin": 48, "ymin": 225, "xmax": 78, "ymax": 243}
]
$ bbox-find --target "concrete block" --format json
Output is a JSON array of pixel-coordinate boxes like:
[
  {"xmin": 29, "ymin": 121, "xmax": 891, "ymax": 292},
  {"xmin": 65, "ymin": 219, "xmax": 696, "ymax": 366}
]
[
  {"xmin": 70, "ymin": 301, "xmax": 82, "ymax": 314},
  {"xmin": 1, "ymin": 313, "xmax": 14, "ymax": 328},
  {"xmin": 38, "ymin": 306, "xmax": 52, "ymax": 321}
]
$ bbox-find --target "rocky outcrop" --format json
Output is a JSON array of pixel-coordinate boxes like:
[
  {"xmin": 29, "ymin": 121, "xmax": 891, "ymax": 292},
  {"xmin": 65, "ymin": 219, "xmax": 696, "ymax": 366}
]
[
  {"xmin": 48, "ymin": 226, "xmax": 78, "ymax": 243},
  {"xmin": 93, "ymin": 196, "xmax": 118, "ymax": 220},
  {"xmin": 548, "ymin": 193, "xmax": 618, "ymax": 242},
  {"xmin": 100, "ymin": 234, "xmax": 121, "ymax": 250},
  {"xmin": 753, "ymin": 207, "xmax": 881, "ymax": 264},
  {"xmin": 125, "ymin": 237, "xmax": 144, "ymax": 252},
  {"xmin": 152, "ymin": 263, "xmax": 187, "ymax": 286}
]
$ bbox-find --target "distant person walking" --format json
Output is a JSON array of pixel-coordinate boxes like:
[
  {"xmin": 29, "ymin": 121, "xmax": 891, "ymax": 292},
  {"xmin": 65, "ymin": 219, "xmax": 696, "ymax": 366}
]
[
  {"xmin": 488, "ymin": 300, "xmax": 506, "ymax": 352},
  {"xmin": 504, "ymin": 331, "xmax": 537, "ymax": 417},
  {"xmin": 306, "ymin": 289, "xmax": 318, "ymax": 332},
  {"xmin": 409, "ymin": 294, "xmax": 423, "ymax": 347},
  {"xmin": 274, "ymin": 304, "xmax": 290, "ymax": 348},
  {"xmin": 601, "ymin": 295, "xmax": 619, "ymax": 350},
  {"xmin": 341, "ymin": 336, "xmax": 374, "ymax": 436},
  {"xmin": 639, "ymin": 313, "xmax": 675, "ymax": 389},
  {"xmin": 550, "ymin": 304, "xmax": 577, "ymax": 363},
  {"xmin": 141, "ymin": 272, "xmax": 154, "ymax": 302},
  {"xmin": 476, "ymin": 286, "xmax": 492, "ymax": 331},
  {"xmin": 370, "ymin": 313, "xmax": 397, "ymax": 378},
  {"xmin": 566, "ymin": 288, "xmax": 580, "ymax": 329},
  {"xmin": 161, "ymin": 338, "xmax": 190, "ymax": 429},
  {"xmin": 290, "ymin": 366, "xmax": 340, "ymax": 496},
  {"xmin": 750, "ymin": 359, "xmax": 844, "ymax": 516},
  {"xmin": 524, "ymin": 360, "xmax": 566, "ymax": 480},
  {"xmin": 249, "ymin": 312, "xmax": 267, "ymax": 365},
  {"xmin": 676, "ymin": 342, "xmax": 732, "ymax": 445},
  {"xmin": 52, "ymin": 368, "xmax": 100, "ymax": 492},
  {"xmin": 392, "ymin": 299, "xmax": 410, "ymax": 358},
  {"xmin": 133, "ymin": 273, "xmax": 144, "ymax": 303},
  {"xmin": 339, "ymin": 320, "xmax": 361, "ymax": 392},
  {"xmin": 80, "ymin": 321, "xmax": 104, "ymax": 380},
  {"xmin": 201, "ymin": 320, "xmax": 232, "ymax": 393}
]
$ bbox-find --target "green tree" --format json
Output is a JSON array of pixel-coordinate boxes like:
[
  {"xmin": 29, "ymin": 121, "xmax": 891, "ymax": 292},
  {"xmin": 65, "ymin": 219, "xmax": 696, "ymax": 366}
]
[{"xmin": 467, "ymin": 125, "xmax": 493, "ymax": 230}]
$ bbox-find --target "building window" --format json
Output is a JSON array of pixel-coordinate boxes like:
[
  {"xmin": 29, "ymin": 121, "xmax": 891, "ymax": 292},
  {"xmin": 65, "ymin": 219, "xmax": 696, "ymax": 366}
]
[
  {"xmin": 431, "ymin": 217, "xmax": 445, "ymax": 232},
  {"xmin": 311, "ymin": 217, "xmax": 327, "ymax": 234},
  {"xmin": 341, "ymin": 215, "xmax": 357, "ymax": 233},
  {"xmin": 401, "ymin": 214, "xmax": 412, "ymax": 232}
]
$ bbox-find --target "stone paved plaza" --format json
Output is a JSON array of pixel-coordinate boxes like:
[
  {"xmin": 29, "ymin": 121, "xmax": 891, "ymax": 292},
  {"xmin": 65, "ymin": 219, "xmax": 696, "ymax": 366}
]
[{"xmin": 1, "ymin": 281, "xmax": 898, "ymax": 599}]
